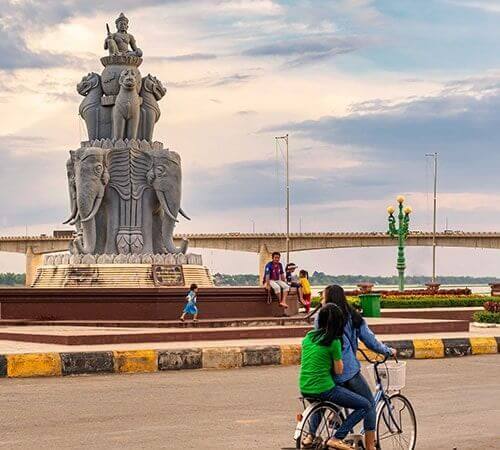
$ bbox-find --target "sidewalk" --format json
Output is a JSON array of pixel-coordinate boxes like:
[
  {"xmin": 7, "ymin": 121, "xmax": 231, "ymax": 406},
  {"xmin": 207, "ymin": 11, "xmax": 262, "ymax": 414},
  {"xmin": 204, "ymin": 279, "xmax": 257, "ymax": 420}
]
[
  {"xmin": 0, "ymin": 324, "xmax": 498, "ymax": 354},
  {"xmin": 0, "ymin": 325, "xmax": 498, "ymax": 379}
]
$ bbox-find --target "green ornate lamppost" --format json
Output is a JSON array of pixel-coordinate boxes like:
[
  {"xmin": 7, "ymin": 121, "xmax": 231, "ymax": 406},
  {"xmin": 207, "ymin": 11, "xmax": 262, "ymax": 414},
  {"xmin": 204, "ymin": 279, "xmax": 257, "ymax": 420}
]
[{"xmin": 387, "ymin": 195, "xmax": 412, "ymax": 292}]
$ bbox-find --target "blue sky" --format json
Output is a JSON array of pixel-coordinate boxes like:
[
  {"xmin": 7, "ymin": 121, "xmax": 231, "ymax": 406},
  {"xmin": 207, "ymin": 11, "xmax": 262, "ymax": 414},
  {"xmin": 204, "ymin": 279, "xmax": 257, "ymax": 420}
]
[{"xmin": 1, "ymin": 0, "xmax": 499, "ymax": 276}]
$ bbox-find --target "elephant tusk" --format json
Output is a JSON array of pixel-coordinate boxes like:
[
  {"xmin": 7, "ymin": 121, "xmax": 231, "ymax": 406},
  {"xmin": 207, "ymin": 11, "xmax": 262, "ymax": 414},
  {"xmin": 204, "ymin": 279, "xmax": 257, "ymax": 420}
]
[
  {"xmin": 80, "ymin": 194, "xmax": 103, "ymax": 223},
  {"xmin": 159, "ymin": 192, "xmax": 179, "ymax": 223},
  {"xmin": 63, "ymin": 199, "xmax": 78, "ymax": 224},
  {"xmin": 69, "ymin": 214, "xmax": 80, "ymax": 226},
  {"xmin": 178, "ymin": 207, "xmax": 191, "ymax": 221}
]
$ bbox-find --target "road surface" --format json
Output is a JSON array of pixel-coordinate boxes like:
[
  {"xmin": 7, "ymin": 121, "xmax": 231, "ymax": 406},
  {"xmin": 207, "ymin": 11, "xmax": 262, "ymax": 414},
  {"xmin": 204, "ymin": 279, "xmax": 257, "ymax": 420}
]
[{"xmin": 0, "ymin": 355, "xmax": 498, "ymax": 449}]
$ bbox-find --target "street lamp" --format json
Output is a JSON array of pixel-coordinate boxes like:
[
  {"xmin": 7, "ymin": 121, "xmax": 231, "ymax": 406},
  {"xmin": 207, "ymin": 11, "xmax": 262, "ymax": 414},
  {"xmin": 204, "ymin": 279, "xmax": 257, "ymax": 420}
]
[
  {"xmin": 387, "ymin": 195, "xmax": 412, "ymax": 292},
  {"xmin": 250, "ymin": 219, "xmax": 255, "ymax": 233}
]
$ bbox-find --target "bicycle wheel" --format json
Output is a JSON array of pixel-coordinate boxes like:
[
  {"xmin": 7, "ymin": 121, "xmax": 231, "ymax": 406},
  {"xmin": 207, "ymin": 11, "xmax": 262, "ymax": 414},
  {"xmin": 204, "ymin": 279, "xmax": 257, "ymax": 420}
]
[
  {"xmin": 296, "ymin": 402, "xmax": 343, "ymax": 449},
  {"xmin": 376, "ymin": 393, "xmax": 417, "ymax": 450}
]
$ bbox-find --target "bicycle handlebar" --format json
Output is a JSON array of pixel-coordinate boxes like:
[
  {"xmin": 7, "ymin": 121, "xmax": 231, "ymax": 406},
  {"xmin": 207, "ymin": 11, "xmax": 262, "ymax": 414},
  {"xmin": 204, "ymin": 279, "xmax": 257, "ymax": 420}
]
[{"xmin": 357, "ymin": 346, "xmax": 398, "ymax": 365}]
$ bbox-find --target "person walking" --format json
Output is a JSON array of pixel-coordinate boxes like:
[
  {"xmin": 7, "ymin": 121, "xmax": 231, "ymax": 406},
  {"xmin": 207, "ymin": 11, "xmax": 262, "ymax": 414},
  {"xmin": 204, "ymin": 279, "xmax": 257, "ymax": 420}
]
[
  {"xmin": 180, "ymin": 283, "xmax": 199, "ymax": 322},
  {"xmin": 264, "ymin": 252, "xmax": 289, "ymax": 308}
]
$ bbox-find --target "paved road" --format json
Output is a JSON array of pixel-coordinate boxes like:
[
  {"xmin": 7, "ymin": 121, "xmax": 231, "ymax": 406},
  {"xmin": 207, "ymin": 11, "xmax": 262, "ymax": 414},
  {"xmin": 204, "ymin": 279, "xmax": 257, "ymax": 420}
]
[{"xmin": 0, "ymin": 356, "xmax": 498, "ymax": 449}]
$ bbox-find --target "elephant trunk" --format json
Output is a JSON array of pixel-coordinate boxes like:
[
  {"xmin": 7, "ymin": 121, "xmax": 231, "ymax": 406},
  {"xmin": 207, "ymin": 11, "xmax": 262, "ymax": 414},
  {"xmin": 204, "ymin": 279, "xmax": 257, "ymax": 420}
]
[
  {"xmin": 76, "ymin": 183, "xmax": 105, "ymax": 254},
  {"xmin": 79, "ymin": 218, "xmax": 97, "ymax": 254},
  {"xmin": 157, "ymin": 192, "xmax": 187, "ymax": 254},
  {"xmin": 161, "ymin": 217, "xmax": 188, "ymax": 254}
]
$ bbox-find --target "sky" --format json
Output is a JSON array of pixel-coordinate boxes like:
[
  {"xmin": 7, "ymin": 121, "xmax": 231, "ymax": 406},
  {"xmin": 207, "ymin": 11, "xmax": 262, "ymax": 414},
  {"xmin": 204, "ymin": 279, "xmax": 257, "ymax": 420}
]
[{"xmin": 0, "ymin": 0, "xmax": 499, "ymax": 277}]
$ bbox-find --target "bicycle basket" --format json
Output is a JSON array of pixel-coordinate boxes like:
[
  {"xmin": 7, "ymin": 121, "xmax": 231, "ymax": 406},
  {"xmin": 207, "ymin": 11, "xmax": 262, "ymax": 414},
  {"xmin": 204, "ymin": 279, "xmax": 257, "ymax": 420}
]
[{"xmin": 367, "ymin": 361, "xmax": 406, "ymax": 392}]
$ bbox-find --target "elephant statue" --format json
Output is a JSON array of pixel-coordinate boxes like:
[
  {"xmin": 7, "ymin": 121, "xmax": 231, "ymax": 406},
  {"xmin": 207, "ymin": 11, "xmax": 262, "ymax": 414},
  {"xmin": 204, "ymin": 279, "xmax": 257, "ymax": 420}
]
[
  {"xmin": 138, "ymin": 74, "xmax": 166, "ymax": 141},
  {"xmin": 144, "ymin": 149, "xmax": 190, "ymax": 254},
  {"xmin": 66, "ymin": 147, "xmax": 110, "ymax": 254}
]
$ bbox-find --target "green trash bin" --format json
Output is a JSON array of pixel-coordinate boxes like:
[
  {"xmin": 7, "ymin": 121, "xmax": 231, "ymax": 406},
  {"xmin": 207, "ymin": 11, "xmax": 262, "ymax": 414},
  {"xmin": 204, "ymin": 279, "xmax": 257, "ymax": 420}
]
[{"xmin": 359, "ymin": 293, "xmax": 381, "ymax": 318}]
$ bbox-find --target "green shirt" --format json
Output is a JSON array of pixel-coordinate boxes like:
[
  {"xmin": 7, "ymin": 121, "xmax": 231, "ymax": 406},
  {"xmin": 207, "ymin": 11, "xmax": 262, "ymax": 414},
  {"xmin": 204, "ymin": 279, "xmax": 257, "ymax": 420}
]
[{"xmin": 299, "ymin": 331, "xmax": 342, "ymax": 395}]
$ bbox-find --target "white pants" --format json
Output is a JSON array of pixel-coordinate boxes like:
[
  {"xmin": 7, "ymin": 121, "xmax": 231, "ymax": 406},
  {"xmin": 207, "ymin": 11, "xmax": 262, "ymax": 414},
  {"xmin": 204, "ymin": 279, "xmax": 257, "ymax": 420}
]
[{"xmin": 269, "ymin": 280, "xmax": 290, "ymax": 295}]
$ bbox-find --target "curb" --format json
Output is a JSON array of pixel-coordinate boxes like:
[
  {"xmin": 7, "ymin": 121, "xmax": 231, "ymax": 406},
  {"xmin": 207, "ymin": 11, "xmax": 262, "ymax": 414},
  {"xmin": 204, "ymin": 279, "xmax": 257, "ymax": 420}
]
[{"xmin": 0, "ymin": 336, "xmax": 498, "ymax": 379}]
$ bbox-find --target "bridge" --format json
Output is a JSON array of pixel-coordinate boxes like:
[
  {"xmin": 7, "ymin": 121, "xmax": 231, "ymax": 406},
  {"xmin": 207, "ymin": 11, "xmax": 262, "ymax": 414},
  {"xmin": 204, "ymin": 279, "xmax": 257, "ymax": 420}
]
[{"xmin": 1, "ymin": 231, "xmax": 500, "ymax": 285}]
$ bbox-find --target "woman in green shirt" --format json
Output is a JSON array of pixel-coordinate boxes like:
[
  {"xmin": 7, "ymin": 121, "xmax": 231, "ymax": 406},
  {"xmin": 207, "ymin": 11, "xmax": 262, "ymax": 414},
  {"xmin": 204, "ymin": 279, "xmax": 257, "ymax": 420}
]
[{"xmin": 299, "ymin": 304, "xmax": 372, "ymax": 450}]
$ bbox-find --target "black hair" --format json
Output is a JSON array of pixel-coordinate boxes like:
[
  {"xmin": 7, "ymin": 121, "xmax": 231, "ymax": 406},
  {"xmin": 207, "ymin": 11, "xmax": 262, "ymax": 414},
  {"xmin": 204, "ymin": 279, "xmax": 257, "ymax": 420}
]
[
  {"xmin": 312, "ymin": 303, "xmax": 345, "ymax": 347},
  {"xmin": 271, "ymin": 252, "xmax": 281, "ymax": 258},
  {"xmin": 190, "ymin": 283, "xmax": 198, "ymax": 290},
  {"xmin": 323, "ymin": 284, "xmax": 364, "ymax": 329},
  {"xmin": 299, "ymin": 269, "xmax": 308, "ymax": 278},
  {"xmin": 285, "ymin": 263, "xmax": 296, "ymax": 271}
]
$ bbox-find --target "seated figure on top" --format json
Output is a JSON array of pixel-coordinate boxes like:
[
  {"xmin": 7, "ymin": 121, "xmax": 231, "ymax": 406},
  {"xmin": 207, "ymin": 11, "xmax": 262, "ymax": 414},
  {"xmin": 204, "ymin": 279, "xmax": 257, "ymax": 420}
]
[{"xmin": 105, "ymin": 13, "xmax": 143, "ymax": 57}]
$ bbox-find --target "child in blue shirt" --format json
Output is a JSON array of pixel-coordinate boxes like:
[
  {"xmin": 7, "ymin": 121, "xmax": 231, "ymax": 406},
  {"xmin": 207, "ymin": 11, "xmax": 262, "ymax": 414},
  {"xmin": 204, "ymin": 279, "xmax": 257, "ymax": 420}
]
[{"xmin": 180, "ymin": 283, "xmax": 198, "ymax": 322}]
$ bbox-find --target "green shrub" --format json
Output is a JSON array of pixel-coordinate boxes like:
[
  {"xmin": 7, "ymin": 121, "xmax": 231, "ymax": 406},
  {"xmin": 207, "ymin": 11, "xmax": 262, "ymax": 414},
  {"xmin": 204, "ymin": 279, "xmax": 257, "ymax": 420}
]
[
  {"xmin": 380, "ymin": 297, "xmax": 495, "ymax": 308},
  {"xmin": 310, "ymin": 296, "xmax": 360, "ymax": 309},
  {"xmin": 310, "ymin": 295, "xmax": 497, "ymax": 310},
  {"xmin": 473, "ymin": 311, "xmax": 500, "ymax": 324}
]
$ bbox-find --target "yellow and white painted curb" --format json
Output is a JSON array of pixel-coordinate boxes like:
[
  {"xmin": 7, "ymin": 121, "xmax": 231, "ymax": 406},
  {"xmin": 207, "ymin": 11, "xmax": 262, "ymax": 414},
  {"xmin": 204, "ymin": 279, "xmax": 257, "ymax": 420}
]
[{"xmin": 0, "ymin": 336, "xmax": 498, "ymax": 379}]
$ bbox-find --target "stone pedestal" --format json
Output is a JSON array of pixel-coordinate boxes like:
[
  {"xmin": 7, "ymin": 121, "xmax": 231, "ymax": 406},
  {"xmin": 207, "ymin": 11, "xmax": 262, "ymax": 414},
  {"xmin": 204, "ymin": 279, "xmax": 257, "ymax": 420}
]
[{"xmin": 32, "ymin": 253, "xmax": 210, "ymax": 288}]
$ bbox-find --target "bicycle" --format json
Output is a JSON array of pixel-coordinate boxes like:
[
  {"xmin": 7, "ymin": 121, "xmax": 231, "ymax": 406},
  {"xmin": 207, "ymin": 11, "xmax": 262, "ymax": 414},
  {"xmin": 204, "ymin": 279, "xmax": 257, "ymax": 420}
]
[{"xmin": 294, "ymin": 350, "xmax": 417, "ymax": 449}]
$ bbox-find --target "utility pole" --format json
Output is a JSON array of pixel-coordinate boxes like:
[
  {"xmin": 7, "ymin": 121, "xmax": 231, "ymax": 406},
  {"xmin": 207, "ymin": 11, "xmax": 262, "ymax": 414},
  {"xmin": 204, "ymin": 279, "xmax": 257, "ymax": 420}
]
[
  {"xmin": 250, "ymin": 219, "xmax": 255, "ymax": 233},
  {"xmin": 425, "ymin": 152, "xmax": 438, "ymax": 282},
  {"xmin": 275, "ymin": 134, "xmax": 290, "ymax": 264}
]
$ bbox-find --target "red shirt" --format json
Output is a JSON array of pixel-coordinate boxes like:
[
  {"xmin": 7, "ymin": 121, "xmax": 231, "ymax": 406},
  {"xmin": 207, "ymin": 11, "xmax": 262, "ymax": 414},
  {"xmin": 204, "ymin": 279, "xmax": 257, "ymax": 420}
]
[{"xmin": 265, "ymin": 261, "xmax": 283, "ymax": 281}]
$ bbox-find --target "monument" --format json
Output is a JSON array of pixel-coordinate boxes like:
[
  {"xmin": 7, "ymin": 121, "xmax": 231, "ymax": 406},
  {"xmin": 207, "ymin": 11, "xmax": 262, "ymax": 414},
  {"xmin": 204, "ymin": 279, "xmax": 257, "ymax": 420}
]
[
  {"xmin": 33, "ymin": 13, "xmax": 209, "ymax": 288},
  {"xmin": 0, "ymin": 14, "xmax": 289, "ymax": 323}
]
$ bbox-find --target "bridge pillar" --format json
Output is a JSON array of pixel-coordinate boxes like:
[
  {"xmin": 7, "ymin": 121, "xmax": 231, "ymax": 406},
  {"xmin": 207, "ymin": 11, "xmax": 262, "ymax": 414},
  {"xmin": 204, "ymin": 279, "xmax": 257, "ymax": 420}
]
[
  {"xmin": 258, "ymin": 244, "xmax": 273, "ymax": 284},
  {"xmin": 26, "ymin": 247, "xmax": 43, "ymax": 287}
]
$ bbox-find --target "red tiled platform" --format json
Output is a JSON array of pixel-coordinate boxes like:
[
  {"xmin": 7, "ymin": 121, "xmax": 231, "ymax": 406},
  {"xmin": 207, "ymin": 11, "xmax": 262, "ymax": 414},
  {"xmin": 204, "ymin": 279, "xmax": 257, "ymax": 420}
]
[
  {"xmin": 0, "ymin": 287, "xmax": 294, "ymax": 321},
  {"xmin": 0, "ymin": 318, "xmax": 469, "ymax": 345}
]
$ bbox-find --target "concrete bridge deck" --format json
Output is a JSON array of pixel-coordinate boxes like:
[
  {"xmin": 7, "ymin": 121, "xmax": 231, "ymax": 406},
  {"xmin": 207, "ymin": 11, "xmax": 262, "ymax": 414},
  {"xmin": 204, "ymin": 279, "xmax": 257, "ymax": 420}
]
[{"xmin": 1, "ymin": 231, "xmax": 499, "ymax": 285}]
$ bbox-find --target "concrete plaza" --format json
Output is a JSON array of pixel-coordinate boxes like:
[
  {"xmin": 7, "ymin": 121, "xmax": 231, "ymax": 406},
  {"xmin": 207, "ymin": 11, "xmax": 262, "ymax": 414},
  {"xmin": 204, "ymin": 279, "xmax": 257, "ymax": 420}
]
[{"xmin": 0, "ymin": 355, "xmax": 498, "ymax": 449}]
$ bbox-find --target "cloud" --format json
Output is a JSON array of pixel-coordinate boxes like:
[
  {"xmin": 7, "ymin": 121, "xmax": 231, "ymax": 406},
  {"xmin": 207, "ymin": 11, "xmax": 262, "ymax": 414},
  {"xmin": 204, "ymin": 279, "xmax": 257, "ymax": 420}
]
[
  {"xmin": 235, "ymin": 110, "xmax": 257, "ymax": 116},
  {"xmin": 0, "ymin": 0, "xmax": 184, "ymax": 69},
  {"xmin": 169, "ymin": 70, "xmax": 260, "ymax": 88},
  {"xmin": 151, "ymin": 53, "xmax": 218, "ymax": 62},
  {"xmin": 242, "ymin": 36, "xmax": 363, "ymax": 67},
  {"xmin": 262, "ymin": 74, "xmax": 500, "ymax": 197},
  {"xmin": 0, "ymin": 135, "xmax": 68, "ymax": 226},
  {"xmin": 446, "ymin": 0, "xmax": 500, "ymax": 13},
  {"xmin": 184, "ymin": 155, "xmax": 393, "ymax": 214}
]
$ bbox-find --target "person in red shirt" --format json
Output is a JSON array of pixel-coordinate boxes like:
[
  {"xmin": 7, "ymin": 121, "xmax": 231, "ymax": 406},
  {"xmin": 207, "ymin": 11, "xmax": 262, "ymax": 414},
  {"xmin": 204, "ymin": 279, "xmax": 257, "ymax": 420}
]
[{"xmin": 264, "ymin": 252, "xmax": 289, "ymax": 308}]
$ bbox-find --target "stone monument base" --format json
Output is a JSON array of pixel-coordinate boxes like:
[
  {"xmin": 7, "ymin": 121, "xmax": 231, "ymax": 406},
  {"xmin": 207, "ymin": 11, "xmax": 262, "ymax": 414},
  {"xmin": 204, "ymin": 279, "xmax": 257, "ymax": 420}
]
[
  {"xmin": 32, "ymin": 253, "xmax": 212, "ymax": 288},
  {"xmin": 0, "ymin": 287, "xmax": 292, "ymax": 321}
]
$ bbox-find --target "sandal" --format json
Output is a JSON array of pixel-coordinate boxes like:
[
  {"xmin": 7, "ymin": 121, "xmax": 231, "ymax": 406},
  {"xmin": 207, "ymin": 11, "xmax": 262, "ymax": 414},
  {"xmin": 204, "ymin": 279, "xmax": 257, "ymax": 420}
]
[
  {"xmin": 326, "ymin": 439, "xmax": 354, "ymax": 450},
  {"xmin": 279, "ymin": 302, "xmax": 289, "ymax": 309},
  {"xmin": 301, "ymin": 434, "xmax": 314, "ymax": 448}
]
